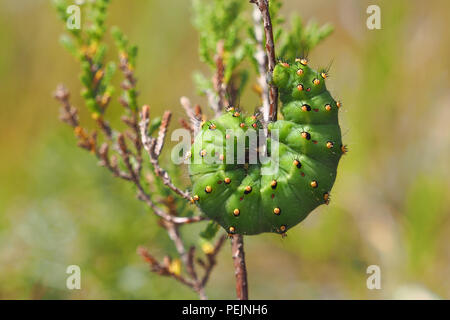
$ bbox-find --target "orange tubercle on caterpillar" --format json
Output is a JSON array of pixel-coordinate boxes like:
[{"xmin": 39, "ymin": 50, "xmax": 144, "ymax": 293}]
[
  {"xmin": 301, "ymin": 104, "xmax": 311, "ymax": 112},
  {"xmin": 301, "ymin": 132, "xmax": 311, "ymax": 140}
]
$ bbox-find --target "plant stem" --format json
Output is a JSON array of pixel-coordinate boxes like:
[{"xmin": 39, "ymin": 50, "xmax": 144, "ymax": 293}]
[
  {"xmin": 231, "ymin": 234, "xmax": 249, "ymax": 300},
  {"xmin": 252, "ymin": 7, "xmax": 270, "ymax": 124},
  {"xmin": 251, "ymin": 0, "xmax": 278, "ymax": 122}
]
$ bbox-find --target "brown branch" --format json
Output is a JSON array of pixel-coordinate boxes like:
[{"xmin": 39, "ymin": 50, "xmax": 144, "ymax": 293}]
[
  {"xmin": 231, "ymin": 234, "xmax": 249, "ymax": 300},
  {"xmin": 250, "ymin": 0, "xmax": 278, "ymax": 122}
]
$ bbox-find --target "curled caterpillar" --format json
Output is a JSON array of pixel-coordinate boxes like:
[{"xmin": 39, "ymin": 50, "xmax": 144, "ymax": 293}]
[{"xmin": 189, "ymin": 59, "xmax": 344, "ymax": 235}]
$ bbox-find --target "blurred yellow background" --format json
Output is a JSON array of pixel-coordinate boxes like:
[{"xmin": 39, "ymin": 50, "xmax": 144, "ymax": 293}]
[{"xmin": 0, "ymin": 0, "xmax": 449, "ymax": 299}]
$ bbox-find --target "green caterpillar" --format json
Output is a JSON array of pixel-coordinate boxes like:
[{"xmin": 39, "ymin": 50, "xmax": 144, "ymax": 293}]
[{"xmin": 189, "ymin": 58, "xmax": 345, "ymax": 235}]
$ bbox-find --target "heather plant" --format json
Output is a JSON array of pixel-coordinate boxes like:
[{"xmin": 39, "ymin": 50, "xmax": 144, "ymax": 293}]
[{"xmin": 53, "ymin": 0, "xmax": 338, "ymax": 299}]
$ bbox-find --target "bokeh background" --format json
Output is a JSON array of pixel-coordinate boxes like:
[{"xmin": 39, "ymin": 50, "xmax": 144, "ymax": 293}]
[{"xmin": 0, "ymin": 0, "xmax": 449, "ymax": 299}]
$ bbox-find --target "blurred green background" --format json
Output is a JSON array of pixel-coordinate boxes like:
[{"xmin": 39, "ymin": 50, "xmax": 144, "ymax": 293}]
[{"xmin": 0, "ymin": 0, "xmax": 449, "ymax": 299}]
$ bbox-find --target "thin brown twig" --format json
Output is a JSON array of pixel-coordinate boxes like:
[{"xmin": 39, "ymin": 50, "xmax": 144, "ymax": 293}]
[
  {"xmin": 231, "ymin": 234, "xmax": 249, "ymax": 300},
  {"xmin": 250, "ymin": 0, "xmax": 278, "ymax": 122}
]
